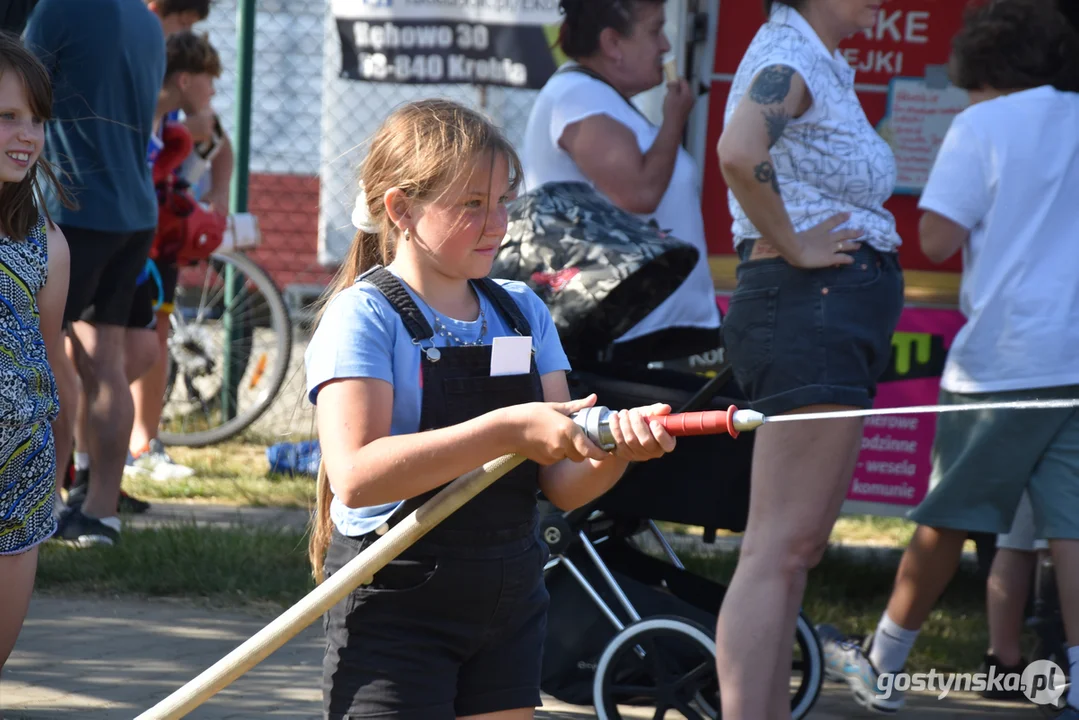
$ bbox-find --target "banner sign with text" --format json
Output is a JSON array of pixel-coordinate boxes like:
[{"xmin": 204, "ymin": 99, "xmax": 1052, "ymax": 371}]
[
  {"xmin": 332, "ymin": 0, "xmax": 564, "ymax": 89},
  {"xmin": 845, "ymin": 305, "xmax": 966, "ymax": 508}
]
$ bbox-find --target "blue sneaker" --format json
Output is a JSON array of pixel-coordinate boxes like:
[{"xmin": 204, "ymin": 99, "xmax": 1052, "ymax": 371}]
[{"xmin": 817, "ymin": 624, "xmax": 905, "ymax": 713}]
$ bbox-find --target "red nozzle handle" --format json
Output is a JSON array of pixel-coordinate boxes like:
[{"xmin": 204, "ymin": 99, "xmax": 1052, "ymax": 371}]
[{"xmin": 650, "ymin": 405, "xmax": 741, "ymax": 439}]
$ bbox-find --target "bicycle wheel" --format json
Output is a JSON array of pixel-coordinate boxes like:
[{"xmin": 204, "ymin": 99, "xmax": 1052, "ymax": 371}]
[{"xmin": 158, "ymin": 250, "xmax": 292, "ymax": 447}]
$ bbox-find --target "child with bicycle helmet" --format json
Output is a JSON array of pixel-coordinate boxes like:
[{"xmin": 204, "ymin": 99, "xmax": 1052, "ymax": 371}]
[
  {"xmin": 128, "ymin": 30, "xmax": 223, "ymax": 480},
  {"xmin": 305, "ymin": 98, "xmax": 676, "ymax": 719}
]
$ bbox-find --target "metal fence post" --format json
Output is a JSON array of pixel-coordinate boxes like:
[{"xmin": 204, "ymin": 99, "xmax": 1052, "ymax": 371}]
[{"xmin": 221, "ymin": 0, "xmax": 256, "ymax": 423}]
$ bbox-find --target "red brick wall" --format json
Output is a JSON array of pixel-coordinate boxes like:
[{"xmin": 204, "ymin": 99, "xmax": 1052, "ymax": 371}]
[{"xmin": 244, "ymin": 173, "xmax": 336, "ymax": 292}]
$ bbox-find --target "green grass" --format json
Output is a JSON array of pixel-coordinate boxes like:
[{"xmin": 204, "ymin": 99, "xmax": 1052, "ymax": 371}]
[
  {"xmin": 830, "ymin": 514, "xmax": 919, "ymax": 546},
  {"xmin": 123, "ymin": 473, "xmax": 315, "ymax": 508},
  {"xmin": 37, "ymin": 521, "xmax": 992, "ymax": 672},
  {"xmin": 120, "ymin": 441, "xmax": 316, "ymax": 508},
  {"xmin": 663, "ymin": 514, "xmax": 983, "ymax": 553},
  {"xmin": 37, "ymin": 522, "xmax": 316, "ymax": 612},
  {"xmin": 678, "ymin": 548, "xmax": 991, "ymax": 674}
]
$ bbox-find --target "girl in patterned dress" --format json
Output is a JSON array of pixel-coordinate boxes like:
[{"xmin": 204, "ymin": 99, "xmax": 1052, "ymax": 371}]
[{"xmin": 0, "ymin": 31, "xmax": 73, "ymax": 673}]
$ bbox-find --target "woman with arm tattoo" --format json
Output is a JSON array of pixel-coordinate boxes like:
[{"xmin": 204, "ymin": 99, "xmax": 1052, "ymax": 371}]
[{"xmin": 713, "ymin": 1, "xmax": 905, "ymax": 717}]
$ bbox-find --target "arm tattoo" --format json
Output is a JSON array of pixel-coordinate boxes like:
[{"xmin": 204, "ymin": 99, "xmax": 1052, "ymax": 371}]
[
  {"xmin": 763, "ymin": 108, "xmax": 790, "ymax": 148},
  {"xmin": 748, "ymin": 65, "xmax": 795, "ymax": 105},
  {"xmin": 753, "ymin": 160, "xmax": 781, "ymax": 195}
]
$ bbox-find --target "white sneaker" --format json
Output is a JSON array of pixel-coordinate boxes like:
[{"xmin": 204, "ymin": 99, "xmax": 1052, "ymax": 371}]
[
  {"xmin": 126, "ymin": 439, "xmax": 196, "ymax": 481},
  {"xmin": 817, "ymin": 624, "xmax": 905, "ymax": 713},
  {"xmin": 122, "ymin": 452, "xmax": 149, "ymax": 478}
]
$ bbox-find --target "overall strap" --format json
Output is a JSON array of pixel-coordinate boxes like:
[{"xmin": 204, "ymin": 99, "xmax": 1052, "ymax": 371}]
[
  {"xmin": 358, "ymin": 266, "xmax": 434, "ymax": 341},
  {"xmin": 477, "ymin": 278, "xmax": 533, "ymax": 337}
]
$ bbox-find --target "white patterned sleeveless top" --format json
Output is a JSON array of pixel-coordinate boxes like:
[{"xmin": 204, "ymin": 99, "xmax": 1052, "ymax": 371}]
[{"xmin": 724, "ymin": 4, "xmax": 901, "ymax": 254}]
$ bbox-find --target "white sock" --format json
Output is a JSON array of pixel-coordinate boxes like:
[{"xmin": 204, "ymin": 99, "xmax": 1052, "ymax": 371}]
[
  {"xmin": 74, "ymin": 452, "xmax": 90, "ymax": 471},
  {"xmin": 868, "ymin": 612, "xmax": 920, "ymax": 674},
  {"xmin": 1068, "ymin": 645, "xmax": 1079, "ymax": 709}
]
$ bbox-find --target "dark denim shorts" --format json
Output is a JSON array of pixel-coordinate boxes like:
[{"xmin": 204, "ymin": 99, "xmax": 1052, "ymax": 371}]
[{"xmin": 721, "ymin": 240, "xmax": 904, "ymax": 416}]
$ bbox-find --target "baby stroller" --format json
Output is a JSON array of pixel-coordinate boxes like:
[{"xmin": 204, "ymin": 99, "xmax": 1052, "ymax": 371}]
[{"xmin": 537, "ymin": 360, "xmax": 824, "ymax": 719}]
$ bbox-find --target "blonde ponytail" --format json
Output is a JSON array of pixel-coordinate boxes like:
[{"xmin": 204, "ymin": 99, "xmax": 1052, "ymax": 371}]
[{"xmin": 309, "ymin": 459, "xmax": 333, "ymax": 583}]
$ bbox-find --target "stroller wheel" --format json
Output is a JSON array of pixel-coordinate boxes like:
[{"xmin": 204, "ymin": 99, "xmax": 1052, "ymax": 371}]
[
  {"xmin": 790, "ymin": 611, "xmax": 824, "ymax": 719},
  {"xmin": 592, "ymin": 613, "xmax": 824, "ymax": 720},
  {"xmin": 593, "ymin": 615, "xmax": 719, "ymax": 720}
]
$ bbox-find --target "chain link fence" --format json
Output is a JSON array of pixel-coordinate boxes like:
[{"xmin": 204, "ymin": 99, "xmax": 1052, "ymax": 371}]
[{"xmin": 197, "ymin": 0, "xmax": 542, "ymax": 439}]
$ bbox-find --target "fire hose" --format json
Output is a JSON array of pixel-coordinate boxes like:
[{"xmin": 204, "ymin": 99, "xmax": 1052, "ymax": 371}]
[{"xmin": 135, "ymin": 397, "xmax": 1079, "ymax": 719}]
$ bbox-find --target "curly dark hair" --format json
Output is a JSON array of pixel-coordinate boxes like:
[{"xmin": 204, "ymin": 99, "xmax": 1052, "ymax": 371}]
[
  {"xmin": 557, "ymin": 0, "xmax": 665, "ymax": 59},
  {"xmin": 152, "ymin": 0, "xmax": 212, "ymax": 21},
  {"xmin": 165, "ymin": 30, "xmax": 221, "ymax": 79},
  {"xmin": 950, "ymin": 0, "xmax": 1079, "ymax": 93}
]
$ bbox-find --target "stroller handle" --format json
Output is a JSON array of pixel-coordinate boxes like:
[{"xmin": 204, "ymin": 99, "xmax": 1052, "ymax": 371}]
[{"xmin": 572, "ymin": 405, "xmax": 765, "ymax": 450}]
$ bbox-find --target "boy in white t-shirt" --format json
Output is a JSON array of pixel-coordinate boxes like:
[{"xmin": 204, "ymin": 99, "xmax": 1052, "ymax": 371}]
[{"xmin": 818, "ymin": 1, "xmax": 1079, "ymax": 714}]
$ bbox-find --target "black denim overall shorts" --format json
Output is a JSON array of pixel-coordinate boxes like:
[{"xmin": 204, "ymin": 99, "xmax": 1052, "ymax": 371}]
[{"xmin": 321, "ymin": 267, "xmax": 551, "ymax": 720}]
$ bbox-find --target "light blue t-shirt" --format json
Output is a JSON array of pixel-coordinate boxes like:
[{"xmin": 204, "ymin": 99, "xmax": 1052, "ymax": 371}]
[{"xmin": 305, "ymin": 268, "xmax": 571, "ymax": 537}]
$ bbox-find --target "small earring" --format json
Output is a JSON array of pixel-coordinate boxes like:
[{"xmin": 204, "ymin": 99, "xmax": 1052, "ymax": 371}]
[{"xmin": 404, "ymin": 229, "xmax": 411, "ymax": 242}]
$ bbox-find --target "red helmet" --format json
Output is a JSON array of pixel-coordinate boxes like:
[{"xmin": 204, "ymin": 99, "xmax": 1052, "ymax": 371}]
[{"xmin": 152, "ymin": 120, "xmax": 226, "ymax": 264}]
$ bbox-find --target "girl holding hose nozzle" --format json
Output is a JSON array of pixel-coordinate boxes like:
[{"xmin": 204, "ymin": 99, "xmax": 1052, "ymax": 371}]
[{"xmin": 304, "ymin": 99, "xmax": 676, "ymax": 720}]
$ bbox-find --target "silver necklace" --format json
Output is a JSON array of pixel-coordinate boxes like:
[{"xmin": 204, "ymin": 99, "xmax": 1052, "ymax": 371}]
[{"xmin": 421, "ymin": 289, "xmax": 487, "ymax": 362}]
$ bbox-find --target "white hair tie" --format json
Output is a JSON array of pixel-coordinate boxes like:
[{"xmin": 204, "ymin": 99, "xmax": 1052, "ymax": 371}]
[{"xmin": 351, "ymin": 184, "xmax": 380, "ymax": 234}]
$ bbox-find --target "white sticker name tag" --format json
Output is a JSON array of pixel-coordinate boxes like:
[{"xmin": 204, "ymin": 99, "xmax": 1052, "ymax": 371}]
[{"xmin": 490, "ymin": 336, "xmax": 533, "ymax": 377}]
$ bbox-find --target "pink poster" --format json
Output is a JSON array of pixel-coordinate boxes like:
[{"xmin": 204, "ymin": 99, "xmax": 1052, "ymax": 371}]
[
  {"xmin": 849, "ymin": 306, "xmax": 967, "ymax": 507},
  {"xmin": 715, "ymin": 295, "xmax": 966, "ymax": 509}
]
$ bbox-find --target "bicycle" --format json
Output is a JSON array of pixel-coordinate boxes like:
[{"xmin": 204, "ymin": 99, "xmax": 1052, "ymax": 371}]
[{"xmin": 158, "ymin": 246, "xmax": 293, "ymax": 447}]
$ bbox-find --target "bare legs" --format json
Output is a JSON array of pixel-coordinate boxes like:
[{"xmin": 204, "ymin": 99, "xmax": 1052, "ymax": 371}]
[
  {"xmin": 883, "ymin": 525, "xmax": 968, "ymax": 631},
  {"xmin": 986, "ymin": 547, "xmax": 1037, "ymax": 665},
  {"xmin": 1049, "ymin": 539, "xmax": 1079, "ymax": 659},
  {"xmin": 715, "ymin": 407, "xmax": 863, "ymax": 720},
  {"xmin": 128, "ymin": 311, "xmax": 170, "ymax": 455},
  {"xmin": 51, "ymin": 337, "xmax": 79, "ymax": 495},
  {"xmin": 66, "ymin": 323, "xmax": 133, "ymax": 520},
  {"xmin": 458, "ymin": 710, "xmax": 534, "ymax": 720},
  {"xmin": 0, "ymin": 546, "xmax": 40, "ymax": 673}
]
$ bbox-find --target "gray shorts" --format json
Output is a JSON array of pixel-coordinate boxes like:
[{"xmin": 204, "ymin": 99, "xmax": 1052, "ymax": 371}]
[
  {"xmin": 909, "ymin": 384, "xmax": 1079, "ymax": 540},
  {"xmin": 997, "ymin": 491, "xmax": 1049, "ymax": 552}
]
